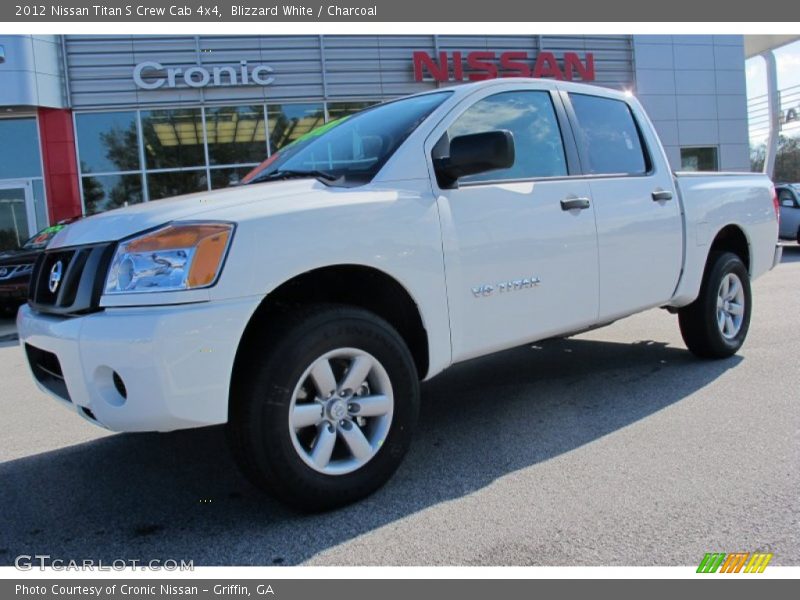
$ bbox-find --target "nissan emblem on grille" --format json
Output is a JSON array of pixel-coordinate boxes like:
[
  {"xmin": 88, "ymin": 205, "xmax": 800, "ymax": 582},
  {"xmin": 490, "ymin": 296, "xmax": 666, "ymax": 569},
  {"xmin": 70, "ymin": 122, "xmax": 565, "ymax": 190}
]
[{"xmin": 48, "ymin": 261, "xmax": 63, "ymax": 294}]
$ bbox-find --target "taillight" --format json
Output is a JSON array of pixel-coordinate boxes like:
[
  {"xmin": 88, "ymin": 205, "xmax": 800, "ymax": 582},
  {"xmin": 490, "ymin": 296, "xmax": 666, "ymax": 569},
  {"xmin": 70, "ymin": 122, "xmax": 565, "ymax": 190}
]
[{"xmin": 772, "ymin": 185, "xmax": 780, "ymax": 228}]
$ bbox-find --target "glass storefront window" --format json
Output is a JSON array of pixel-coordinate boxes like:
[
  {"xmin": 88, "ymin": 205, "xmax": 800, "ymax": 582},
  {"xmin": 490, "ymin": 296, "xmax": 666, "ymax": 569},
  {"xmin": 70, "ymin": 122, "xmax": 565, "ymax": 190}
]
[
  {"xmin": 75, "ymin": 111, "xmax": 141, "ymax": 173},
  {"xmin": 0, "ymin": 118, "xmax": 42, "ymax": 179},
  {"xmin": 206, "ymin": 105, "xmax": 267, "ymax": 166},
  {"xmin": 680, "ymin": 147, "xmax": 719, "ymax": 171},
  {"xmin": 81, "ymin": 174, "xmax": 144, "ymax": 215},
  {"xmin": 210, "ymin": 167, "xmax": 256, "ymax": 190},
  {"xmin": 326, "ymin": 101, "xmax": 379, "ymax": 122},
  {"xmin": 0, "ymin": 187, "xmax": 31, "ymax": 251},
  {"xmin": 267, "ymin": 103, "xmax": 325, "ymax": 152},
  {"xmin": 141, "ymin": 109, "xmax": 205, "ymax": 170},
  {"xmin": 147, "ymin": 170, "xmax": 208, "ymax": 200},
  {"xmin": 73, "ymin": 101, "xmax": 387, "ymax": 212}
]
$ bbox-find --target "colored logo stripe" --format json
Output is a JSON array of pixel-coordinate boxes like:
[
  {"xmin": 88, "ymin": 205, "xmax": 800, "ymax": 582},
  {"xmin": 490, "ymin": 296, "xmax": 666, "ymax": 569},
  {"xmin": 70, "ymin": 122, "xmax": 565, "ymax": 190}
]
[
  {"xmin": 697, "ymin": 552, "xmax": 773, "ymax": 573},
  {"xmin": 697, "ymin": 553, "xmax": 727, "ymax": 573},
  {"xmin": 719, "ymin": 553, "xmax": 749, "ymax": 573},
  {"xmin": 744, "ymin": 553, "xmax": 773, "ymax": 573}
]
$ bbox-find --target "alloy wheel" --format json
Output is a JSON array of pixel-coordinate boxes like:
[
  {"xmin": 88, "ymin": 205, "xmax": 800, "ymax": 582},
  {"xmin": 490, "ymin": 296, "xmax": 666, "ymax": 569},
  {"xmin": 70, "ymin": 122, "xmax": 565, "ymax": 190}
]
[{"xmin": 288, "ymin": 348, "xmax": 394, "ymax": 475}]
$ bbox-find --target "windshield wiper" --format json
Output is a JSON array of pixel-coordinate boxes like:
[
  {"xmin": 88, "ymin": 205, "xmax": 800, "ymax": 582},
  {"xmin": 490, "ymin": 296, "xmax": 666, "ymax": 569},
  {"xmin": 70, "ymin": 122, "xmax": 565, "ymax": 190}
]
[{"xmin": 248, "ymin": 169, "xmax": 340, "ymax": 185}]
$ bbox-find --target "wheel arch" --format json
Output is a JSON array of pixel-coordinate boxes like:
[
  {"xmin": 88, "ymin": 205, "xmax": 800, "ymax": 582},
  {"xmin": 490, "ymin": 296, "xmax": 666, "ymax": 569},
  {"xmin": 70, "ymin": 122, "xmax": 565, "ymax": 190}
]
[
  {"xmin": 231, "ymin": 264, "xmax": 431, "ymax": 396},
  {"xmin": 668, "ymin": 223, "xmax": 754, "ymax": 309},
  {"xmin": 707, "ymin": 223, "xmax": 751, "ymax": 274}
]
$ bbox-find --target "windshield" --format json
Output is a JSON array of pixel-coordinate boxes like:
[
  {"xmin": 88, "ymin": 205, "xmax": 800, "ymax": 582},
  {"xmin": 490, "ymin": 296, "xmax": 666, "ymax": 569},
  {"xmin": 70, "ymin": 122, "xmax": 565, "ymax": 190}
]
[
  {"xmin": 22, "ymin": 224, "xmax": 69, "ymax": 250},
  {"xmin": 243, "ymin": 92, "xmax": 451, "ymax": 185}
]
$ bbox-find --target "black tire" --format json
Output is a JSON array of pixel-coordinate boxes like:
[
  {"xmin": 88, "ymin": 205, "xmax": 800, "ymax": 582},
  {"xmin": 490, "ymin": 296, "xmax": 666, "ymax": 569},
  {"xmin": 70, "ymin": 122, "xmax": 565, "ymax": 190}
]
[
  {"xmin": 678, "ymin": 251, "xmax": 752, "ymax": 359},
  {"xmin": 0, "ymin": 303, "xmax": 20, "ymax": 318},
  {"xmin": 227, "ymin": 304, "xmax": 420, "ymax": 512}
]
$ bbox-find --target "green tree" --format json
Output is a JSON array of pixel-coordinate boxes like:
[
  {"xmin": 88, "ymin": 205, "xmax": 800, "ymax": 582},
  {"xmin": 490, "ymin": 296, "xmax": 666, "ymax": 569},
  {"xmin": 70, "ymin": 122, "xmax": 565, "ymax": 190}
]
[{"xmin": 750, "ymin": 135, "xmax": 800, "ymax": 182}]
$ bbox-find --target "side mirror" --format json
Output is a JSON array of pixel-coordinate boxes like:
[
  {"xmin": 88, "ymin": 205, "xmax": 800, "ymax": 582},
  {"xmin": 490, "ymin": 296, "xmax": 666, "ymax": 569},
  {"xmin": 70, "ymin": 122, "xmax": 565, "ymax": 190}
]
[{"xmin": 434, "ymin": 130, "xmax": 515, "ymax": 189}]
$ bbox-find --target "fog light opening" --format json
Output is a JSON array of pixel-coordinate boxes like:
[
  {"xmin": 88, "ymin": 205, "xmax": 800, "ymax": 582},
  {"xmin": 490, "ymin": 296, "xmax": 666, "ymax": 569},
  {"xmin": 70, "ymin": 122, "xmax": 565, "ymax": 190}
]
[{"xmin": 112, "ymin": 371, "xmax": 127, "ymax": 400}]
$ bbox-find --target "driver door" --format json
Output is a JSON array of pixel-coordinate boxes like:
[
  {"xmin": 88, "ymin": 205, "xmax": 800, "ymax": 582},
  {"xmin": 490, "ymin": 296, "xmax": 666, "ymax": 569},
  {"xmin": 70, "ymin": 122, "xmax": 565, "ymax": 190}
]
[{"xmin": 429, "ymin": 86, "xmax": 600, "ymax": 362}]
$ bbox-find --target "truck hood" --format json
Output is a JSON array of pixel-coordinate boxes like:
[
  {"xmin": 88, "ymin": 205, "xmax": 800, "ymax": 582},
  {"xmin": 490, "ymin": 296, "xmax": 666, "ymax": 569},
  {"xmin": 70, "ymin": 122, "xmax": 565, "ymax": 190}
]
[{"xmin": 50, "ymin": 179, "xmax": 325, "ymax": 248}]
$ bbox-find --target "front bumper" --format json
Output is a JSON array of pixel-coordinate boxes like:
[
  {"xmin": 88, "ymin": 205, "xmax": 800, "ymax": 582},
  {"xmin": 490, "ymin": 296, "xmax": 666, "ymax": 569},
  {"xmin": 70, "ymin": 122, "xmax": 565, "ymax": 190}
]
[
  {"xmin": 0, "ymin": 280, "xmax": 28, "ymax": 302},
  {"xmin": 772, "ymin": 244, "xmax": 783, "ymax": 269},
  {"xmin": 17, "ymin": 296, "xmax": 262, "ymax": 432}
]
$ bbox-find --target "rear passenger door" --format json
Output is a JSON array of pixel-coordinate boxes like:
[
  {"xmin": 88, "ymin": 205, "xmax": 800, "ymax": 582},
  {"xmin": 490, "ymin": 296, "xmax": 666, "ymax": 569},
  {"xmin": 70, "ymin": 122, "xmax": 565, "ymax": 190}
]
[{"xmin": 563, "ymin": 90, "xmax": 683, "ymax": 321}]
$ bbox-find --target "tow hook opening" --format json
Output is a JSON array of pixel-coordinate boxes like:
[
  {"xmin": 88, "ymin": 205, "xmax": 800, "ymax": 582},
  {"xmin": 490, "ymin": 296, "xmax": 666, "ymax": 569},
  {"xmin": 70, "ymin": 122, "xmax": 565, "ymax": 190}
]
[
  {"xmin": 95, "ymin": 366, "xmax": 128, "ymax": 407},
  {"xmin": 112, "ymin": 370, "xmax": 128, "ymax": 400}
]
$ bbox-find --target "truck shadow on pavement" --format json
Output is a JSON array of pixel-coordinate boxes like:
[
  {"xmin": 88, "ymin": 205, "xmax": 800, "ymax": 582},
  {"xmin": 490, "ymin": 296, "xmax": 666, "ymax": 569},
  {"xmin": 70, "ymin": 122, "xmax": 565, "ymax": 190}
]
[{"xmin": 0, "ymin": 336, "xmax": 741, "ymax": 566}]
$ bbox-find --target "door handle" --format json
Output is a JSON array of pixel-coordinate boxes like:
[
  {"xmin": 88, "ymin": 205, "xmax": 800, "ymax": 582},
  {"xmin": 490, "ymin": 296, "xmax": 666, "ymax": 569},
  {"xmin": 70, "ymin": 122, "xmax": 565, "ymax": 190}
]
[
  {"xmin": 652, "ymin": 190, "xmax": 673, "ymax": 201},
  {"xmin": 560, "ymin": 197, "xmax": 591, "ymax": 211}
]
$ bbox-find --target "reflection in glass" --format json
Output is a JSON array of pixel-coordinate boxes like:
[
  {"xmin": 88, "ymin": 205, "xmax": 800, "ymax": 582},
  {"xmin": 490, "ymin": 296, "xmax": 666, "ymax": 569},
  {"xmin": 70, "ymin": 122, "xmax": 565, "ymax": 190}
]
[
  {"xmin": 0, "ymin": 187, "xmax": 31, "ymax": 251},
  {"xmin": 0, "ymin": 118, "xmax": 42, "ymax": 180},
  {"xmin": 147, "ymin": 170, "xmax": 208, "ymax": 200},
  {"xmin": 326, "ymin": 101, "xmax": 379, "ymax": 122},
  {"xmin": 448, "ymin": 91, "xmax": 567, "ymax": 182},
  {"xmin": 75, "ymin": 111, "xmax": 140, "ymax": 173},
  {"xmin": 680, "ymin": 147, "xmax": 719, "ymax": 171},
  {"xmin": 210, "ymin": 167, "xmax": 257, "ymax": 190},
  {"xmin": 569, "ymin": 93, "xmax": 647, "ymax": 175},
  {"xmin": 141, "ymin": 109, "xmax": 205, "ymax": 169},
  {"xmin": 246, "ymin": 93, "xmax": 450, "ymax": 185},
  {"xmin": 267, "ymin": 103, "xmax": 325, "ymax": 152},
  {"xmin": 81, "ymin": 174, "xmax": 143, "ymax": 215},
  {"xmin": 206, "ymin": 105, "xmax": 267, "ymax": 166}
]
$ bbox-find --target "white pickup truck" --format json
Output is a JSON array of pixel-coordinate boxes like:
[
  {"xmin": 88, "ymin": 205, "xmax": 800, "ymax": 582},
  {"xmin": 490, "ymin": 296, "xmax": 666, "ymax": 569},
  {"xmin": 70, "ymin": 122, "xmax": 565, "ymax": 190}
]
[{"xmin": 18, "ymin": 79, "xmax": 781, "ymax": 510}]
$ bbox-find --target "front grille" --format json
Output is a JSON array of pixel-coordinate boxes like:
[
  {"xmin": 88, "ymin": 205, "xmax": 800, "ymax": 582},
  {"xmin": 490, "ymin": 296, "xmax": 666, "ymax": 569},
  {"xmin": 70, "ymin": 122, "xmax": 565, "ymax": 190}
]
[
  {"xmin": 25, "ymin": 344, "xmax": 71, "ymax": 402},
  {"xmin": 28, "ymin": 243, "xmax": 115, "ymax": 316}
]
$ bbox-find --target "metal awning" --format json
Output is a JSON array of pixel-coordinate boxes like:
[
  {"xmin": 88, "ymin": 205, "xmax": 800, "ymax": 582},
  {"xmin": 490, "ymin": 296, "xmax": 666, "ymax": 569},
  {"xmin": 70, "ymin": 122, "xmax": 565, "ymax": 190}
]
[
  {"xmin": 745, "ymin": 35, "xmax": 800, "ymax": 179},
  {"xmin": 745, "ymin": 35, "xmax": 800, "ymax": 58}
]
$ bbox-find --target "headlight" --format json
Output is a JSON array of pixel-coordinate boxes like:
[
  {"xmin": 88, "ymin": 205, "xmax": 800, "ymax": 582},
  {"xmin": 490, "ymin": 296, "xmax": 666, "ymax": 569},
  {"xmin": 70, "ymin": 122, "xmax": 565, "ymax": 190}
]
[{"xmin": 104, "ymin": 222, "xmax": 234, "ymax": 294}]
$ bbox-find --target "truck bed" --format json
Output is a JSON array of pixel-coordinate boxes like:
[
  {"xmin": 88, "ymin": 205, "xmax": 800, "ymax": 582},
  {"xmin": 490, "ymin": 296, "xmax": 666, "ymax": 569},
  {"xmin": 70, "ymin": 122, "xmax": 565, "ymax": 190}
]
[{"xmin": 670, "ymin": 171, "xmax": 777, "ymax": 307}]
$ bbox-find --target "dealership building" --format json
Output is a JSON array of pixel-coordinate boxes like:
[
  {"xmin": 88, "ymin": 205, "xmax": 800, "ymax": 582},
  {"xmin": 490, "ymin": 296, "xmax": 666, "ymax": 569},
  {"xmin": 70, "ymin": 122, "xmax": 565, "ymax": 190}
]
[{"xmin": 0, "ymin": 34, "xmax": 752, "ymax": 250}]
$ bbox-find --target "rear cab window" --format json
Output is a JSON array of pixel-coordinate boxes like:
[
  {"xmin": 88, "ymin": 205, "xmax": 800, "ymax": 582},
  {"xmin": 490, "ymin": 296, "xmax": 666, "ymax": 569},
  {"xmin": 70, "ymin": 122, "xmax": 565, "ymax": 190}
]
[{"xmin": 568, "ymin": 93, "xmax": 651, "ymax": 176}]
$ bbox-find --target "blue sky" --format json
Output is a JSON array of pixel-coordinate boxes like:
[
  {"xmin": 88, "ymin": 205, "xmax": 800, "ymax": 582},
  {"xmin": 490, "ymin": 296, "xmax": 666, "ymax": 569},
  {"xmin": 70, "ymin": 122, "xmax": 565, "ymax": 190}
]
[{"xmin": 746, "ymin": 40, "xmax": 800, "ymax": 97}]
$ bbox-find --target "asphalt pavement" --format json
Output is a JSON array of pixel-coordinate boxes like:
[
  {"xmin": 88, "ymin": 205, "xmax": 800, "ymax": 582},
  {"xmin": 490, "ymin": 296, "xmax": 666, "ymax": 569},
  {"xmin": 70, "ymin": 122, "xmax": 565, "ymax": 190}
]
[{"xmin": 1, "ymin": 246, "xmax": 798, "ymax": 566}]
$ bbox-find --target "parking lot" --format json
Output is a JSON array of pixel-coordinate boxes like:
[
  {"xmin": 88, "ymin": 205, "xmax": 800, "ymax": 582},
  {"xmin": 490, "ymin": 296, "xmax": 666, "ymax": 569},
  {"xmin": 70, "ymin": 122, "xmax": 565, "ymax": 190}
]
[{"xmin": 1, "ymin": 247, "xmax": 798, "ymax": 567}]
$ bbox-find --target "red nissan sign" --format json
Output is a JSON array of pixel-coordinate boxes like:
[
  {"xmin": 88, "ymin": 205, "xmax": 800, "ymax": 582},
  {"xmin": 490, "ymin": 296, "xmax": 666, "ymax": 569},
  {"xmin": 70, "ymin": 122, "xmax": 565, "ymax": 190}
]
[{"xmin": 413, "ymin": 51, "xmax": 595, "ymax": 82}]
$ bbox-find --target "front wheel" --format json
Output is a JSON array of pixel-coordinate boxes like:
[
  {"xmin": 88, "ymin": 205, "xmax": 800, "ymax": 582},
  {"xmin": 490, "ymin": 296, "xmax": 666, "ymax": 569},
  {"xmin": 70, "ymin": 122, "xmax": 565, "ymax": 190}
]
[
  {"xmin": 0, "ymin": 302, "xmax": 20, "ymax": 318},
  {"xmin": 227, "ymin": 305, "xmax": 420, "ymax": 511},
  {"xmin": 678, "ymin": 251, "xmax": 752, "ymax": 358}
]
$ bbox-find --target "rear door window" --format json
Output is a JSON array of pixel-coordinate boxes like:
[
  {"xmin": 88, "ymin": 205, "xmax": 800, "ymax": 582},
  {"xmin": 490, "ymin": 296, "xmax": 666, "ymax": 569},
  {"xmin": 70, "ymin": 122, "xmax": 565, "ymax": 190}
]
[
  {"xmin": 779, "ymin": 189, "xmax": 798, "ymax": 207},
  {"xmin": 568, "ymin": 93, "xmax": 649, "ymax": 176}
]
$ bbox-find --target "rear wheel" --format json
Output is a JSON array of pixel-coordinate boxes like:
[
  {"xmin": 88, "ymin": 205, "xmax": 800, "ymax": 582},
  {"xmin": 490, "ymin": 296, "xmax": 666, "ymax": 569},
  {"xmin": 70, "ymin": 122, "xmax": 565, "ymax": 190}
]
[
  {"xmin": 678, "ymin": 251, "xmax": 752, "ymax": 358},
  {"xmin": 227, "ymin": 305, "xmax": 419, "ymax": 511}
]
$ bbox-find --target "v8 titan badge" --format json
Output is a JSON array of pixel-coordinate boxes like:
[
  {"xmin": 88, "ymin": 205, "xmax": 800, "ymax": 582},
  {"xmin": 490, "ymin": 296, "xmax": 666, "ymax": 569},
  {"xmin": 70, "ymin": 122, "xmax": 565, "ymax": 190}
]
[{"xmin": 472, "ymin": 276, "xmax": 541, "ymax": 298}]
